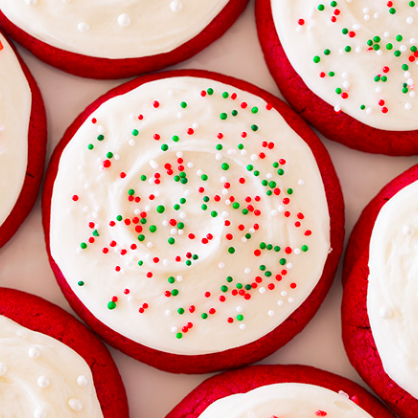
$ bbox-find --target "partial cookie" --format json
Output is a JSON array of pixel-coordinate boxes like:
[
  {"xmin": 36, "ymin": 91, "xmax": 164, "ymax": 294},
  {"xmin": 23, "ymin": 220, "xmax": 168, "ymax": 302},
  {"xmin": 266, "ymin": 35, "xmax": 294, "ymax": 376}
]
[
  {"xmin": 0, "ymin": 0, "xmax": 248, "ymax": 79},
  {"xmin": 43, "ymin": 70, "xmax": 344, "ymax": 373},
  {"xmin": 166, "ymin": 364, "xmax": 396, "ymax": 418},
  {"xmin": 256, "ymin": 0, "xmax": 418, "ymax": 155},
  {"xmin": 342, "ymin": 164, "xmax": 418, "ymax": 418},
  {"xmin": 0, "ymin": 287, "xmax": 128, "ymax": 418},
  {"xmin": 0, "ymin": 30, "xmax": 46, "ymax": 250}
]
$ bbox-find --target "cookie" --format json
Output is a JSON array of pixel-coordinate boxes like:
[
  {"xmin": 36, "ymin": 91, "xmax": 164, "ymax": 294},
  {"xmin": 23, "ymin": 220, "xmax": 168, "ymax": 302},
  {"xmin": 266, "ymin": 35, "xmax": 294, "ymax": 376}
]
[
  {"xmin": 342, "ymin": 164, "xmax": 418, "ymax": 418},
  {"xmin": 256, "ymin": 0, "xmax": 418, "ymax": 155},
  {"xmin": 0, "ymin": 30, "xmax": 46, "ymax": 250},
  {"xmin": 0, "ymin": 0, "xmax": 248, "ymax": 79},
  {"xmin": 0, "ymin": 287, "xmax": 128, "ymax": 418},
  {"xmin": 166, "ymin": 364, "xmax": 396, "ymax": 418},
  {"xmin": 42, "ymin": 69, "xmax": 344, "ymax": 373}
]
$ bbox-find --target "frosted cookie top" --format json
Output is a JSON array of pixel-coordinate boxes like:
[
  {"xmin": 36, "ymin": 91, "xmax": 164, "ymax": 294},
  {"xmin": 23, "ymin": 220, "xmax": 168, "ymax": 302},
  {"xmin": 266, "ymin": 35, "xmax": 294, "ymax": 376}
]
[
  {"xmin": 368, "ymin": 179, "xmax": 418, "ymax": 399},
  {"xmin": 273, "ymin": 0, "xmax": 418, "ymax": 131},
  {"xmin": 49, "ymin": 75, "xmax": 330, "ymax": 355},
  {"xmin": 198, "ymin": 383, "xmax": 374, "ymax": 418},
  {"xmin": 0, "ymin": 315, "xmax": 103, "ymax": 418},
  {"xmin": 0, "ymin": 0, "xmax": 229, "ymax": 59},
  {"xmin": 0, "ymin": 32, "xmax": 30, "ymax": 227}
]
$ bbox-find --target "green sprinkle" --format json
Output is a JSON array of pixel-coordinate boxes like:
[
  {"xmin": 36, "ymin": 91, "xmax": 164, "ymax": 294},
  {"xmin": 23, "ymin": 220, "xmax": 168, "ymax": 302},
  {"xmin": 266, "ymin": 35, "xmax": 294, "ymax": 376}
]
[
  {"xmin": 266, "ymin": 190, "xmax": 273, "ymax": 197},
  {"xmin": 178, "ymin": 308, "xmax": 185, "ymax": 315},
  {"xmin": 232, "ymin": 202, "xmax": 240, "ymax": 209},
  {"xmin": 173, "ymin": 204, "xmax": 180, "ymax": 211},
  {"xmin": 402, "ymin": 64, "xmax": 409, "ymax": 71},
  {"xmin": 138, "ymin": 260, "xmax": 143, "ymax": 266},
  {"xmin": 360, "ymin": 104, "xmax": 366, "ymax": 110},
  {"xmin": 381, "ymin": 76, "xmax": 387, "ymax": 82},
  {"xmin": 374, "ymin": 75, "xmax": 381, "ymax": 82},
  {"xmin": 242, "ymin": 208, "xmax": 249, "ymax": 215},
  {"xmin": 207, "ymin": 88, "xmax": 214, "ymax": 95},
  {"xmin": 180, "ymin": 178, "xmax": 188, "ymax": 185},
  {"xmin": 161, "ymin": 144, "xmax": 169, "ymax": 151},
  {"xmin": 226, "ymin": 276, "xmax": 233, "ymax": 282},
  {"xmin": 221, "ymin": 285, "xmax": 229, "ymax": 293},
  {"xmin": 180, "ymin": 198, "xmax": 186, "ymax": 204},
  {"xmin": 106, "ymin": 152, "xmax": 113, "ymax": 158},
  {"xmin": 324, "ymin": 48, "xmax": 331, "ymax": 55},
  {"xmin": 280, "ymin": 258, "xmax": 287, "ymax": 265},
  {"xmin": 141, "ymin": 175, "xmax": 147, "ymax": 181},
  {"xmin": 91, "ymin": 228, "xmax": 98, "ymax": 236},
  {"xmin": 318, "ymin": 4, "xmax": 325, "ymax": 11},
  {"xmin": 138, "ymin": 234, "xmax": 145, "ymax": 242},
  {"xmin": 172, "ymin": 135, "xmax": 180, "ymax": 142},
  {"xmin": 367, "ymin": 39, "xmax": 373, "ymax": 46},
  {"xmin": 245, "ymin": 284, "xmax": 251, "ymax": 290},
  {"xmin": 97, "ymin": 134, "xmax": 104, "ymax": 141},
  {"xmin": 179, "ymin": 171, "xmax": 186, "ymax": 178},
  {"xmin": 287, "ymin": 188, "xmax": 293, "ymax": 195},
  {"xmin": 180, "ymin": 101, "xmax": 187, "ymax": 108},
  {"xmin": 251, "ymin": 124, "xmax": 258, "ymax": 132},
  {"xmin": 245, "ymin": 233, "xmax": 251, "ymax": 239},
  {"xmin": 222, "ymin": 92, "xmax": 229, "ymax": 99},
  {"xmin": 260, "ymin": 242, "xmax": 266, "ymax": 249},
  {"xmin": 128, "ymin": 189, "xmax": 135, "ymax": 196},
  {"xmin": 232, "ymin": 110, "xmax": 238, "ymax": 116},
  {"xmin": 259, "ymin": 265, "xmax": 266, "ymax": 271},
  {"xmin": 335, "ymin": 87, "xmax": 342, "ymax": 94},
  {"xmin": 277, "ymin": 169, "xmax": 285, "ymax": 176},
  {"xmin": 78, "ymin": 281, "xmax": 84, "ymax": 286},
  {"xmin": 265, "ymin": 271, "xmax": 272, "ymax": 277},
  {"xmin": 373, "ymin": 36, "xmax": 381, "ymax": 43},
  {"xmin": 273, "ymin": 161, "xmax": 279, "ymax": 168},
  {"xmin": 132, "ymin": 129, "xmax": 139, "ymax": 136},
  {"xmin": 201, "ymin": 204, "xmax": 208, "ymax": 210},
  {"xmin": 149, "ymin": 225, "xmax": 157, "ymax": 233},
  {"xmin": 237, "ymin": 314, "xmax": 244, "ymax": 321},
  {"xmin": 394, "ymin": 50, "xmax": 401, "ymax": 57},
  {"xmin": 330, "ymin": 0, "xmax": 337, "ymax": 6},
  {"xmin": 302, "ymin": 245, "xmax": 309, "ymax": 252},
  {"xmin": 386, "ymin": 43, "xmax": 393, "ymax": 50},
  {"xmin": 176, "ymin": 333, "xmax": 183, "ymax": 339},
  {"xmin": 168, "ymin": 276, "xmax": 175, "ymax": 284},
  {"xmin": 216, "ymin": 144, "xmax": 223, "ymax": 150},
  {"xmin": 373, "ymin": 44, "xmax": 380, "ymax": 51},
  {"xmin": 107, "ymin": 301, "xmax": 116, "ymax": 310},
  {"xmin": 267, "ymin": 244, "xmax": 273, "ymax": 250},
  {"xmin": 220, "ymin": 112, "xmax": 228, "ymax": 120},
  {"xmin": 396, "ymin": 35, "xmax": 403, "ymax": 42},
  {"xmin": 410, "ymin": 1, "xmax": 416, "ymax": 6},
  {"xmin": 254, "ymin": 170, "xmax": 260, "ymax": 176},
  {"xmin": 403, "ymin": 87, "xmax": 409, "ymax": 94},
  {"xmin": 246, "ymin": 164, "xmax": 254, "ymax": 171},
  {"xmin": 251, "ymin": 106, "xmax": 259, "ymax": 114},
  {"xmin": 185, "ymin": 260, "xmax": 192, "ymax": 266},
  {"xmin": 236, "ymin": 283, "xmax": 243, "ymax": 289},
  {"xmin": 342, "ymin": 28, "xmax": 348, "ymax": 35},
  {"xmin": 80, "ymin": 242, "xmax": 87, "ymax": 249},
  {"xmin": 221, "ymin": 163, "xmax": 229, "ymax": 170},
  {"xmin": 87, "ymin": 144, "xmax": 94, "ymax": 150},
  {"xmin": 389, "ymin": 7, "xmax": 396, "ymax": 14},
  {"xmin": 313, "ymin": 55, "xmax": 321, "ymax": 63},
  {"xmin": 274, "ymin": 246, "xmax": 281, "ymax": 252},
  {"xmin": 238, "ymin": 143, "xmax": 244, "ymax": 150},
  {"xmin": 174, "ymin": 175, "xmax": 180, "ymax": 182},
  {"xmin": 211, "ymin": 211, "xmax": 218, "ymax": 218},
  {"xmin": 177, "ymin": 222, "xmax": 185, "ymax": 229},
  {"xmin": 328, "ymin": 71, "xmax": 335, "ymax": 77},
  {"xmin": 269, "ymin": 181, "xmax": 277, "ymax": 188},
  {"xmin": 171, "ymin": 289, "xmax": 179, "ymax": 296},
  {"xmin": 140, "ymin": 218, "xmax": 147, "ymax": 225},
  {"xmin": 411, "ymin": 46, "xmax": 418, "ymax": 52},
  {"xmin": 201, "ymin": 174, "xmax": 208, "ymax": 181},
  {"xmin": 201, "ymin": 313, "xmax": 208, "ymax": 319},
  {"xmin": 192, "ymin": 254, "xmax": 198, "ymax": 260},
  {"xmin": 228, "ymin": 247, "xmax": 235, "ymax": 254},
  {"xmin": 345, "ymin": 46, "xmax": 352, "ymax": 52},
  {"xmin": 116, "ymin": 215, "xmax": 123, "ymax": 221},
  {"xmin": 156, "ymin": 205, "xmax": 165, "ymax": 214}
]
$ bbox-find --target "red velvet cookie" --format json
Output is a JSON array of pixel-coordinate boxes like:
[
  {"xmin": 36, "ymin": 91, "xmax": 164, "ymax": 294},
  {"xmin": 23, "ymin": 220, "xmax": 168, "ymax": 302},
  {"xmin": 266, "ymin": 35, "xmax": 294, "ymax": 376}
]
[
  {"xmin": 0, "ymin": 0, "xmax": 248, "ymax": 79},
  {"xmin": 0, "ymin": 287, "xmax": 128, "ymax": 418},
  {"xmin": 0, "ymin": 30, "xmax": 46, "ymax": 250},
  {"xmin": 43, "ymin": 69, "xmax": 344, "ymax": 374},
  {"xmin": 166, "ymin": 364, "xmax": 396, "ymax": 418},
  {"xmin": 256, "ymin": 0, "xmax": 418, "ymax": 156},
  {"xmin": 342, "ymin": 164, "xmax": 418, "ymax": 418}
]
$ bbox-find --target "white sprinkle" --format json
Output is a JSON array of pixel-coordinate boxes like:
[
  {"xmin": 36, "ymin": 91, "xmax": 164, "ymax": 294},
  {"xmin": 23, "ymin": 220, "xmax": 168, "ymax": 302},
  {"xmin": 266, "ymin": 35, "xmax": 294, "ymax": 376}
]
[
  {"xmin": 355, "ymin": 46, "xmax": 362, "ymax": 53},
  {"xmin": 227, "ymin": 149, "xmax": 237, "ymax": 155},
  {"xmin": 403, "ymin": 225, "xmax": 415, "ymax": 236},
  {"xmin": 149, "ymin": 160, "xmax": 159, "ymax": 169},
  {"xmin": 341, "ymin": 71, "xmax": 349, "ymax": 79},
  {"xmin": 411, "ymin": 91, "xmax": 416, "ymax": 98},
  {"xmin": 225, "ymin": 199, "xmax": 231, "ymax": 206},
  {"xmin": 192, "ymin": 122, "xmax": 199, "ymax": 130},
  {"xmin": 250, "ymin": 154, "xmax": 258, "ymax": 161},
  {"xmin": 244, "ymin": 268, "xmax": 251, "ymax": 274},
  {"xmin": 288, "ymin": 297, "xmax": 295, "ymax": 303},
  {"xmin": 407, "ymin": 17, "xmax": 414, "ymax": 24},
  {"xmin": 334, "ymin": 105, "xmax": 341, "ymax": 112},
  {"xmin": 236, "ymin": 306, "xmax": 243, "ymax": 312},
  {"xmin": 366, "ymin": 107, "xmax": 373, "ymax": 114},
  {"xmin": 407, "ymin": 78, "xmax": 414, "ymax": 85},
  {"xmin": 339, "ymin": 390, "xmax": 350, "ymax": 399},
  {"xmin": 177, "ymin": 275, "xmax": 183, "ymax": 282},
  {"xmin": 92, "ymin": 212, "xmax": 98, "ymax": 219},
  {"xmin": 163, "ymin": 259, "xmax": 170, "ymax": 266},
  {"xmin": 77, "ymin": 375, "xmax": 88, "ymax": 387},
  {"xmin": 380, "ymin": 306, "xmax": 393, "ymax": 319},
  {"xmin": 364, "ymin": 15, "xmax": 370, "ymax": 21},
  {"xmin": 97, "ymin": 125, "xmax": 105, "ymax": 134},
  {"xmin": 146, "ymin": 242, "xmax": 153, "ymax": 248},
  {"xmin": 176, "ymin": 151, "xmax": 183, "ymax": 158},
  {"xmin": 249, "ymin": 228, "xmax": 255, "ymax": 233},
  {"xmin": 196, "ymin": 169, "xmax": 203, "ymax": 176},
  {"xmin": 187, "ymin": 162, "xmax": 193, "ymax": 168},
  {"xmin": 220, "ymin": 176, "xmax": 228, "ymax": 182},
  {"xmin": 373, "ymin": 13, "xmax": 379, "ymax": 19},
  {"xmin": 241, "ymin": 237, "xmax": 247, "ymax": 243},
  {"xmin": 179, "ymin": 212, "xmax": 186, "ymax": 219},
  {"xmin": 34, "ymin": 407, "xmax": 47, "ymax": 418},
  {"xmin": 362, "ymin": 7, "xmax": 369, "ymax": 13},
  {"xmin": 222, "ymin": 211, "xmax": 229, "ymax": 217},
  {"xmin": 298, "ymin": 179, "xmax": 304, "ymax": 186},
  {"xmin": 383, "ymin": 31, "xmax": 390, "ymax": 38},
  {"xmin": 184, "ymin": 189, "xmax": 191, "ymax": 196},
  {"xmin": 177, "ymin": 112, "xmax": 183, "ymax": 119},
  {"xmin": 165, "ymin": 310, "xmax": 172, "ymax": 316},
  {"xmin": 268, "ymin": 310, "xmax": 275, "ymax": 317},
  {"xmin": 375, "ymin": 86, "xmax": 382, "ymax": 93},
  {"xmin": 134, "ymin": 209, "xmax": 140, "ymax": 215},
  {"xmin": 178, "ymin": 230, "xmax": 184, "ymax": 236},
  {"xmin": 338, "ymin": 48, "xmax": 345, "ymax": 55},
  {"xmin": 259, "ymin": 287, "xmax": 266, "ymax": 294},
  {"xmin": 215, "ymin": 153, "xmax": 222, "ymax": 161},
  {"xmin": 171, "ymin": 326, "xmax": 177, "ymax": 332},
  {"xmin": 241, "ymin": 149, "xmax": 247, "ymax": 156},
  {"xmin": 405, "ymin": 103, "xmax": 412, "ymax": 110},
  {"xmin": 277, "ymin": 300, "xmax": 284, "ymax": 307},
  {"xmin": 400, "ymin": 45, "xmax": 407, "ymax": 52},
  {"xmin": 145, "ymin": 205, "xmax": 151, "ymax": 211},
  {"xmin": 25, "ymin": 0, "xmax": 37, "ymax": 4},
  {"xmin": 117, "ymin": 13, "xmax": 131, "ymax": 27},
  {"xmin": 129, "ymin": 139, "xmax": 136, "ymax": 146},
  {"xmin": 281, "ymin": 291, "xmax": 288, "ymax": 297},
  {"xmin": 222, "ymin": 189, "xmax": 229, "ymax": 195},
  {"xmin": 68, "ymin": 399, "xmax": 83, "ymax": 412},
  {"xmin": 170, "ymin": 228, "xmax": 177, "ymax": 235},
  {"xmin": 168, "ymin": 90, "xmax": 174, "ymax": 96},
  {"xmin": 0, "ymin": 363, "xmax": 7, "ymax": 376},
  {"xmin": 162, "ymin": 220, "xmax": 169, "ymax": 227},
  {"xmin": 277, "ymin": 205, "xmax": 285, "ymax": 212},
  {"xmin": 37, "ymin": 376, "xmax": 51, "ymax": 388},
  {"xmin": 218, "ymin": 262, "xmax": 225, "ymax": 269},
  {"xmin": 286, "ymin": 263, "xmax": 293, "ymax": 269},
  {"xmin": 343, "ymin": 81, "xmax": 350, "ymax": 89},
  {"xmin": 77, "ymin": 22, "xmax": 90, "ymax": 33},
  {"xmin": 352, "ymin": 23, "xmax": 360, "ymax": 30},
  {"xmin": 294, "ymin": 248, "xmax": 301, "ymax": 255},
  {"xmin": 239, "ymin": 324, "xmax": 246, "ymax": 330},
  {"xmin": 271, "ymin": 210, "xmax": 278, "ymax": 216},
  {"xmin": 405, "ymin": 71, "xmax": 411, "ymax": 78}
]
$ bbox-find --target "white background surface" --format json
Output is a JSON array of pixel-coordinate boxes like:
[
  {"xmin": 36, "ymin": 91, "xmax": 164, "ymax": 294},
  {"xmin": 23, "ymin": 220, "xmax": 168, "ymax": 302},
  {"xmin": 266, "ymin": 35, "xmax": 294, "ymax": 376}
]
[{"xmin": 0, "ymin": 1, "xmax": 416, "ymax": 417}]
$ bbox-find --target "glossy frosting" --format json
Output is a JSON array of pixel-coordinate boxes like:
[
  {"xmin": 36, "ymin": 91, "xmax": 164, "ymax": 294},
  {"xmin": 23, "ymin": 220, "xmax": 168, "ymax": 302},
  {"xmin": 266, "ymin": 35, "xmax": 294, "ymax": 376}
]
[
  {"xmin": 0, "ymin": 32, "xmax": 30, "ymax": 228},
  {"xmin": 198, "ymin": 383, "xmax": 374, "ymax": 418},
  {"xmin": 272, "ymin": 0, "xmax": 418, "ymax": 130},
  {"xmin": 368, "ymin": 179, "xmax": 418, "ymax": 399},
  {"xmin": 0, "ymin": 315, "xmax": 103, "ymax": 418},
  {"xmin": 49, "ymin": 76, "xmax": 330, "ymax": 355},
  {"xmin": 0, "ymin": 0, "xmax": 230, "ymax": 59}
]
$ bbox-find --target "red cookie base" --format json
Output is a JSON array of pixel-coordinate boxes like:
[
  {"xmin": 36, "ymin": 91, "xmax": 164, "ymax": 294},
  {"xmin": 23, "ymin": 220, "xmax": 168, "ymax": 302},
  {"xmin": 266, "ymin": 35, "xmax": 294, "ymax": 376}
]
[
  {"xmin": 255, "ymin": 0, "xmax": 418, "ymax": 156},
  {"xmin": 0, "ymin": 31, "xmax": 46, "ymax": 250},
  {"xmin": 0, "ymin": 0, "xmax": 249, "ymax": 79},
  {"xmin": 42, "ymin": 69, "xmax": 344, "ymax": 374},
  {"xmin": 0, "ymin": 287, "xmax": 129, "ymax": 418},
  {"xmin": 165, "ymin": 364, "xmax": 396, "ymax": 418},
  {"xmin": 342, "ymin": 164, "xmax": 418, "ymax": 418}
]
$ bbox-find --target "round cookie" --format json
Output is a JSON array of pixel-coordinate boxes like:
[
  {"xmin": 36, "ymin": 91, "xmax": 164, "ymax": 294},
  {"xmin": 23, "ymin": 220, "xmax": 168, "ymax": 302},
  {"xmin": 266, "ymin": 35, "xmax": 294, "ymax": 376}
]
[
  {"xmin": 0, "ymin": 287, "xmax": 128, "ymax": 418},
  {"xmin": 342, "ymin": 164, "xmax": 418, "ymax": 418},
  {"xmin": 0, "ymin": 0, "xmax": 249, "ymax": 79},
  {"xmin": 256, "ymin": 0, "xmax": 418, "ymax": 155},
  {"xmin": 166, "ymin": 364, "xmax": 396, "ymax": 418},
  {"xmin": 42, "ymin": 69, "xmax": 344, "ymax": 374},
  {"xmin": 0, "ymin": 30, "xmax": 46, "ymax": 250}
]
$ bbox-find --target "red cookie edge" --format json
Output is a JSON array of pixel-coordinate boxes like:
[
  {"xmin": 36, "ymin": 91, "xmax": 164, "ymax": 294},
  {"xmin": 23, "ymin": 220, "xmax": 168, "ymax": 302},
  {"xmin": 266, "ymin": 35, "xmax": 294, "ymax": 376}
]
[
  {"xmin": 0, "ymin": 0, "xmax": 249, "ymax": 79},
  {"xmin": 342, "ymin": 164, "xmax": 418, "ymax": 418},
  {"xmin": 42, "ymin": 69, "xmax": 345, "ymax": 374},
  {"xmin": 0, "ymin": 287, "xmax": 129, "ymax": 418}
]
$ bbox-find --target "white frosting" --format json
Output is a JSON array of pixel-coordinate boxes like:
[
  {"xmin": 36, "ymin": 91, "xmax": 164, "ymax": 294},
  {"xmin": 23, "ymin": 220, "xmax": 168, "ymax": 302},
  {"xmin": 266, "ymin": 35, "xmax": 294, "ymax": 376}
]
[
  {"xmin": 198, "ymin": 383, "xmax": 373, "ymax": 418},
  {"xmin": 272, "ymin": 0, "xmax": 418, "ymax": 131},
  {"xmin": 0, "ymin": 315, "xmax": 103, "ymax": 417},
  {"xmin": 368, "ymin": 179, "xmax": 418, "ymax": 399},
  {"xmin": 0, "ymin": 0, "xmax": 230, "ymax": 59},
  {"xmin": 0, "ymin": 33, "xmax": 30, "ymax": 228},
  {"xmin": 49, "ymin": 76, "xmax": 331, "ymax": 355}
]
